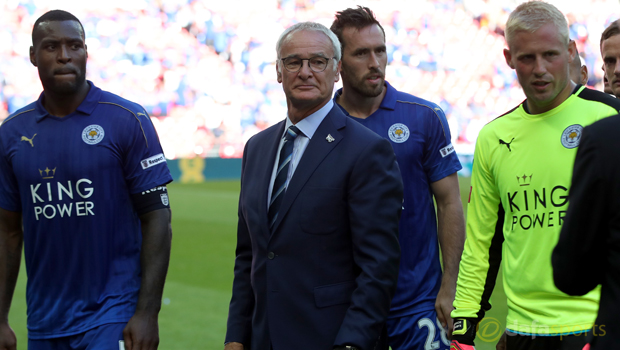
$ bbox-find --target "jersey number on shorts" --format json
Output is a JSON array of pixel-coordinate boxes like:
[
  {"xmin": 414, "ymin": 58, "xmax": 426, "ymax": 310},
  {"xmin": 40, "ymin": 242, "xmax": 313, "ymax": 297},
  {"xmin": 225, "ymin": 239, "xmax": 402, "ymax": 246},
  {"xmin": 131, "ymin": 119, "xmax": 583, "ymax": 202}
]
[{"xmin": 417, "ymin": 317, "xmax": 450, "ymax": 350}]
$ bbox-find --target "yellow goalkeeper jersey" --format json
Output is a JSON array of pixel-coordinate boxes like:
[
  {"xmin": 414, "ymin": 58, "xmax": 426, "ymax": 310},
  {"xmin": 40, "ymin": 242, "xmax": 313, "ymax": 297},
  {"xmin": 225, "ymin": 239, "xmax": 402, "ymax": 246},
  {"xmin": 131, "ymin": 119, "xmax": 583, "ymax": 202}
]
[{"xmin": 452, "ymin": 86, "xmax": 620, "ymax": 335}]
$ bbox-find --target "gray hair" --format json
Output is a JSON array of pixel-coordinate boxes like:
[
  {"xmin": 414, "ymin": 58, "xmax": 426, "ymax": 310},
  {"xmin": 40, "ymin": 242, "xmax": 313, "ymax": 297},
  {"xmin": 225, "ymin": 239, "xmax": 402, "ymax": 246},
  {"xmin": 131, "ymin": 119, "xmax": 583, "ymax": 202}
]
[
  {"xmin": 276, "ymin": 22, "xmax": 341, "ymax": 72},
  {"xmin": 505, "ymin": 1, "xmax": 569, "ymax": 48}
]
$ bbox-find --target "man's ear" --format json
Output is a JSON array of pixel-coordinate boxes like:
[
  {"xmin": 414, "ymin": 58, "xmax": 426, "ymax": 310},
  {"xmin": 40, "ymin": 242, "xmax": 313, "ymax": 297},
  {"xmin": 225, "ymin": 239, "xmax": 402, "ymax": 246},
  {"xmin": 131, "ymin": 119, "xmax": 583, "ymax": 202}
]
[
  {"xmin": 334, "ymin": 60, "xmax": 341, "ymax": 83},
  {"xmin": 503, "ymin": 48, "xmax": 515, "ymax": 69},
  {"xmin": 568, "ymin": 39, "xmax": 577, "ymax": 64},
  {"xmin": 30, "ymin": 46, "xmax": 37, "ymax": 66},
  {"xmin": 580, "ymin": 65, "xmax": 588, "ymax": 86},
  {"xmin": 85, "ymin": 44, "xmax": 88, "ymax": 59},
  {"xmin": 276, "ymin": 62, "xmax": 282, "ymax": 83}
]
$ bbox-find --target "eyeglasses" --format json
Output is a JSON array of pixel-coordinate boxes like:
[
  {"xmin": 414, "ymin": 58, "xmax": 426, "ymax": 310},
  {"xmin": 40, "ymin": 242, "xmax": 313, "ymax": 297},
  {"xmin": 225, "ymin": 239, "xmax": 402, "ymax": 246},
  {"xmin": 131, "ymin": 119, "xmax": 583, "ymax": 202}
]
[{"xmin": 280, "ymin": 56, "xmax": 336, "ymax": 73}]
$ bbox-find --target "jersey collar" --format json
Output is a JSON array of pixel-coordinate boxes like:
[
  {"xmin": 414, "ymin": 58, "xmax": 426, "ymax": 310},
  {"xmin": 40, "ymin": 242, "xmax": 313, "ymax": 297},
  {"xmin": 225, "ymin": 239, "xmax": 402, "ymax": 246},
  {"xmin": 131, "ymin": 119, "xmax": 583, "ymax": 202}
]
[
  {"xmin": 35, "ymin": 80, "xmax": 102, "ymax": 122},
  {"xmin": 380, "ymin": 80, "xmax": 397, "ymax": 111},
  {"xmin": 522, "ymin": 84, "xmax": 582, "ymax": 114}
]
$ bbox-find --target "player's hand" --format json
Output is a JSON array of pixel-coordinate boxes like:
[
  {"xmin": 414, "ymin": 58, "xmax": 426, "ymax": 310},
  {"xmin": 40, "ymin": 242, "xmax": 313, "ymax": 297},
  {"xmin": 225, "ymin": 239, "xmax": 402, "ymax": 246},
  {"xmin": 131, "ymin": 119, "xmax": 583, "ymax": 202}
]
[
  {"xmin": 0, "ymin": 322, "xmax": 17, "ymax": 350},
  {"xmin": 224, "ymin": 342, "xmax": 244, "ymax": 350},
  {"xmin": 123, "ymin": 311, "xmax": 159, "ymax": 350},
  {"xmin": 451, "ymin": 318, "xmax": 477, "ymax": 347},
  {"xmin": 496, "ymin": 332, "xmax": 506, "ymax": 350},
  {"xmin": 450, "ymin": 340, "xmax": 476, "ymax": 350},
  {"xmin": 435, "ymin": 282, "xmax": 456, "ymax": 337}
]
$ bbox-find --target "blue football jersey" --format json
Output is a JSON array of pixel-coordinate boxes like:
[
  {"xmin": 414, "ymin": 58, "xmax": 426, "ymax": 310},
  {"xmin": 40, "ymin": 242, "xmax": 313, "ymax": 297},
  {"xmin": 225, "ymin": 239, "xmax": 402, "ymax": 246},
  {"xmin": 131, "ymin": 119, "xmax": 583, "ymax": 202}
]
[
  {"xmin": 335, "ymin": 81, "xmax": 462, "ymax": 317},
  {"xmin": 0, "ymin": 81, "xmax": 173, "ymax": 338}
]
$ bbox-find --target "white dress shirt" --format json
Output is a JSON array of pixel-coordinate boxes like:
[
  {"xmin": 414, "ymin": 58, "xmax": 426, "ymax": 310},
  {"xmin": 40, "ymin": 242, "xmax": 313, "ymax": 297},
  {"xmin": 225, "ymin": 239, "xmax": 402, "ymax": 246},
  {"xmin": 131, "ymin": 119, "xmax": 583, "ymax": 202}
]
[{"xmin": 267, "ymin": 100, "xmax": 333, "ymax": 206}]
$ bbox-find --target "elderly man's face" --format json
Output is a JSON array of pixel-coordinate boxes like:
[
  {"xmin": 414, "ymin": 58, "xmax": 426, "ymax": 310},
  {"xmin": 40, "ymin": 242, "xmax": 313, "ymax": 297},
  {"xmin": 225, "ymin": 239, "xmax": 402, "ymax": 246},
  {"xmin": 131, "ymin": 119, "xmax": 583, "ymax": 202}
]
[{"xmin": 277, "ymin": 30, "xmax": 340, "ymax": 111}]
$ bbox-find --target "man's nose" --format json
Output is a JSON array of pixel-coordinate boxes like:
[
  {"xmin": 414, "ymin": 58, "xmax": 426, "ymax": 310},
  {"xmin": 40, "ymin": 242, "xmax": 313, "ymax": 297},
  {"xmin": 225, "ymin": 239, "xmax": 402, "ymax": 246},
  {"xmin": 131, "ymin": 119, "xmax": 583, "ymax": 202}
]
[
  {"xmin": 57, "ymin": 45, "xmax": 71, "ymax": 63},
  {"xmin": 369, "ymin": 52, "xmax": 379, "ymax": 69},
  {"xmin": 298, "ymin": 60, "xmax": 313, "ymax": 78},
  {"xmin": 533, "ymin": 56, "xmax": 547, "ymax": 76},
  {"xmin": 614, "ymin": 59, "xmax": 620, "ymax": 75}
]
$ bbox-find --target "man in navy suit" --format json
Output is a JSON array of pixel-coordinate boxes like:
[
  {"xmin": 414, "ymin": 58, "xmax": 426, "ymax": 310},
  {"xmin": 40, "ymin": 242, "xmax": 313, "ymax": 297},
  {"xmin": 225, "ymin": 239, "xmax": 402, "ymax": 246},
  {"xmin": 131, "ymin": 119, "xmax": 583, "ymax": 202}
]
[{"xmin": 224, "ymin": 22, "xmax": 403, "ymax": 350}]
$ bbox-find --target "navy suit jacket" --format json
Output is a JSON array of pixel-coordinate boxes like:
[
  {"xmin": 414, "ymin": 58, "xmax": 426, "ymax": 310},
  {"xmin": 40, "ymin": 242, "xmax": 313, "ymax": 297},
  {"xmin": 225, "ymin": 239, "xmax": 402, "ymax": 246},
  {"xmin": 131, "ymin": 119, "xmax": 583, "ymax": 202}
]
[
  {"xmin": 553, "ymin": 115, "xmax": 620, "ymax": 349},
  {"xmin": 225, "ymin": 105, "xmax": 403, "ymax": 350}
]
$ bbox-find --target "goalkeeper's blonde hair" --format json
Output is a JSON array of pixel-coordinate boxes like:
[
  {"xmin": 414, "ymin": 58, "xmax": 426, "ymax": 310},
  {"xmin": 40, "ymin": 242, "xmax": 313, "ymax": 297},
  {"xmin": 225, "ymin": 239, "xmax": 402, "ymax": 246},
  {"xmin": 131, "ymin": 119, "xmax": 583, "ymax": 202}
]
[{"xmin": 505, "ymin": 1, "xmax": 569, "ymax": 48}]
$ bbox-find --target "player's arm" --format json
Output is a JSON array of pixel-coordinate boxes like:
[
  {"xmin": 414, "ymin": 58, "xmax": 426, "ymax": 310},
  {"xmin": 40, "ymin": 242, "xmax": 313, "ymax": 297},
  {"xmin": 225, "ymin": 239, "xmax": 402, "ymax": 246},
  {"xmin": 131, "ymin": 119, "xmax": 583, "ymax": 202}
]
[
  {"xmin": 430, "ymin": 172, "xmax": 465, "ymax": 335},
  {"xmin": 420, "ymin": 105, "xmax": 465, "ymax": 335},
  {"xmin": 0, "ymin": 208, "xmax": 22, "ymax": 350},
  {"xmin": 124, "ymin": 188, "xmax": 172, "ymax": 350},
  {"xmin": 451, "ymin": 133, "xmax": 503, "ymax": 347},
  {"xmin": 552, "ymin": 126, "xmax": 607, "ymax": 295}
]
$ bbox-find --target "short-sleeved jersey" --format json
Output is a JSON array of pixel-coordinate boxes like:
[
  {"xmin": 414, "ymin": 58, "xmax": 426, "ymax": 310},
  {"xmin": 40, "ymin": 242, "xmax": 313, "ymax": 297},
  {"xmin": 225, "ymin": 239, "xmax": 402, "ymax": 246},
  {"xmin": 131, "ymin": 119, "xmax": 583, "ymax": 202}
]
[
  {"xmin": 452, "ymin": 86, "xmax": 620, "ymax": 335},
  {"xmin": 335, "ymin": 81, "xmax": 462, "ymax": 317},
  {"xmin": 0, "ymin": 81, "xmax": 173, "ymax": 339}
]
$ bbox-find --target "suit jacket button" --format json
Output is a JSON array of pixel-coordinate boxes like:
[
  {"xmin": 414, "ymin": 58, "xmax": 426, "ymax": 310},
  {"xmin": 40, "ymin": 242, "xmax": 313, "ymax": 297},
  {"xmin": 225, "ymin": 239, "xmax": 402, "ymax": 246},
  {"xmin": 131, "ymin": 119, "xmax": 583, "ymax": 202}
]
[{"xmin": 268, "ymin": 252, "xmax": 275, "ymax": 259}]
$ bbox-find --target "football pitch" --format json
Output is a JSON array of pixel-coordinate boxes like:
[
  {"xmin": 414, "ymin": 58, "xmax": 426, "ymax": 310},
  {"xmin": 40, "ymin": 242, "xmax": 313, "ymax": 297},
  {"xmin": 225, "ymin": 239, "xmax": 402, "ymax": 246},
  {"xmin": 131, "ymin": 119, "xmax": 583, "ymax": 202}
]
[{"xmin": 8, "ymin": 178, "xmax": 508, "ymax": 350}]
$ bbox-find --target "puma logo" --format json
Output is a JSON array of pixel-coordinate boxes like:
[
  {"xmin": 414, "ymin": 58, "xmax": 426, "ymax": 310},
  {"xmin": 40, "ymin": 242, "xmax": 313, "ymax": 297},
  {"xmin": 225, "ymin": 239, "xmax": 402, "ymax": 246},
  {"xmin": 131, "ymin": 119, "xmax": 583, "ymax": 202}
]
[
  {"xmin": 499, "ymin": 138, "xmax": 515, "ymax": 152},
  {"xmin": 137, "ymin": 112, "xmax": 147, "ymax": 117},
  {"xmin": 21, "ymin": 134, "xmax": 37, "ymax": 147}
]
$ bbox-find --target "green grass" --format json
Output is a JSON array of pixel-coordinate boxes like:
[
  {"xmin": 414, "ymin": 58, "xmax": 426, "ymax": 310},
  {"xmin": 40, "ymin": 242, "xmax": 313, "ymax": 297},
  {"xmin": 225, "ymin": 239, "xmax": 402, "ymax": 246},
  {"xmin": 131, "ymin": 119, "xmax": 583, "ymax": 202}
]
[{"xmin": 8, "ymin": 178, "xmax": 508, "ymax": 349}]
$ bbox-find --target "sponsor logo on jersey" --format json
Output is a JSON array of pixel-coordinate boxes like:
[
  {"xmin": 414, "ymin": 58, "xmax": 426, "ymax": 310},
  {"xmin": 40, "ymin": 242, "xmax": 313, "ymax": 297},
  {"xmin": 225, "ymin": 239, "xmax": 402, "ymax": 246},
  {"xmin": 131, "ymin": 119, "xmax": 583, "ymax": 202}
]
[
  {"xmin": 31, "ymin": 178, "xmax": 95, "ymax": 220},
  {"xmin": 137, "ymin": 112, "xmax": 147, "ymax": 117},
  {"xmin": 82, "ymin": 125, "xmax": 105, "ymax": 145},
  {"xmin": 561, "ymin": 124, "xmax": 582, "ymax": 149},
  {"xmin": 21, "ymin": 133, "xmax": 37, "ymax": 147},
  {"xmin": 388, "ymin": 123, "xmax": 410, "ymax": 143},
  {"xmin": 517, "ymin": 174, "xmax": 532, "ymax": 186},
  {"xmin": 507, "ymin": 174, "xmax": 568, "ymax": 231},
  {"xmin": 141, "ymin": 153, "xmax": 166, "ymax": 169},
  {"xmin": 161, "ymin": 193, "xmax": 169, "ymax": 206},
  {"xmin": 499, "ymin": 137, "xmax": 514, "ymax": 152},
  {"xmin": 440, "ymin": 143, "xmax": 455, "ymax": 158},
  {"xmin": 39, "ymin": 167, "xmax": 56, "ymax": 179}
]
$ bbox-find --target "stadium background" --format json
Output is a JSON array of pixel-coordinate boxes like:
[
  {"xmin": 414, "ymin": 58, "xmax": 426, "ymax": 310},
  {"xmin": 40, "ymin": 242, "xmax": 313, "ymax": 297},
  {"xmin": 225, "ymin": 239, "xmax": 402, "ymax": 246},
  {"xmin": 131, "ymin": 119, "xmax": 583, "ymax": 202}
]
[{"xmin": 2, "ymin": 0, "xmax": 617, "ymax": 348}]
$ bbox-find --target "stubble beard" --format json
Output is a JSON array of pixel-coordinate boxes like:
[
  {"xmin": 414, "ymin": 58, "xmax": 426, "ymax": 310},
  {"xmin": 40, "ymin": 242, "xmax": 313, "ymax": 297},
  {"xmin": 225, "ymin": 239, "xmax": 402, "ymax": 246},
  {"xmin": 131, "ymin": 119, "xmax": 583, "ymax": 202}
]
[
  {"xmin": 351, "ymin": 70, "xmax": 385, "ymax": 98},
  {"xmin": 352, "ymin": 80, "xmax": 383, "ymax": 97},
  {"xmin": 42, "ymin": 70, "xmax": 87, "ymax": 96}
]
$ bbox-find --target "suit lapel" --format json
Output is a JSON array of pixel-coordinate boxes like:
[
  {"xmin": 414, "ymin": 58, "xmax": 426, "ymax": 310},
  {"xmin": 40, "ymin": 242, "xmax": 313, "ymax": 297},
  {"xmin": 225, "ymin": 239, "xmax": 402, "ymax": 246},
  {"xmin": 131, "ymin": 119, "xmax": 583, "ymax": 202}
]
[
  {"xmin": 258, "ymin": 121, "xmax": 286, "ymax": 228},
  {"xmin": 270, "ymin": 107, "xmax": 347, "ymax": 234}
]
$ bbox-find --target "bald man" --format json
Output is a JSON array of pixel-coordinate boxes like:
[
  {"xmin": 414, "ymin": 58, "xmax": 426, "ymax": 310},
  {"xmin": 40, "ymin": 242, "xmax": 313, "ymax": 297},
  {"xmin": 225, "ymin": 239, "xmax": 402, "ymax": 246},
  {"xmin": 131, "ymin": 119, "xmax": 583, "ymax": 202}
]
[{"xmin": 570, "ymin": 50, "xmax": 588, "ymax": 86}]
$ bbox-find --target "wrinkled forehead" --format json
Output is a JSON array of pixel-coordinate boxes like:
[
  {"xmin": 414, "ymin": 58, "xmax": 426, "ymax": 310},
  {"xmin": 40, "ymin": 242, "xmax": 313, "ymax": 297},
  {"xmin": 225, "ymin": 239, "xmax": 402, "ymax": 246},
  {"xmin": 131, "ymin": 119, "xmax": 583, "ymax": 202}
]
[
  {"xmin": 279, "ymin": 29, "xmax": 334, "ymax": 58},
  {"xmin": 33, "ymin": 20, "xmax": 84, "ymax": 46}
]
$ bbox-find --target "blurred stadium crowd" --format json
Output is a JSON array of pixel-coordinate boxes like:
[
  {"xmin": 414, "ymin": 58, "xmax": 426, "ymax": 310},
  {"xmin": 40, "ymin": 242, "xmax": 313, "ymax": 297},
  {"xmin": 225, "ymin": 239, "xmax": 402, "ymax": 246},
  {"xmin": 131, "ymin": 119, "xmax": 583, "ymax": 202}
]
[{"xmin": 1, "ymin": 0, "xmax": 619, "ymax": 158}]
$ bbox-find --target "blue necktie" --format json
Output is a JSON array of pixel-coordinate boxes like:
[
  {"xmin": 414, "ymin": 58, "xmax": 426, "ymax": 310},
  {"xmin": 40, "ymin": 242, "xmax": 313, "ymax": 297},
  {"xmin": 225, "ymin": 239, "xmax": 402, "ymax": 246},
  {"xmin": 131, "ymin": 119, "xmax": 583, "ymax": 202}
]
[{"xmin": 268, "ymin": 125, "xmax": 301, "ymax": 229}]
